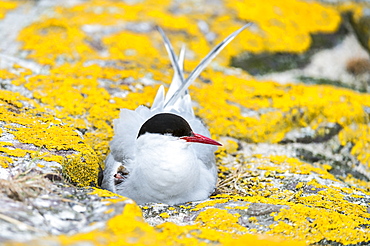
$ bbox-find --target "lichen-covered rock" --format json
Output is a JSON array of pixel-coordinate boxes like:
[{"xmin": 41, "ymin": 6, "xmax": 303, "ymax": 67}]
[
  {"xmin": 232, "ymin": 12, "xmax": 370, "ymax": 93},
  {"xmin": 0, "ymin": 169, "xmax": 132, "ymax": 243},
  {"xmin": 1, "ymin": 0, "xmax": 370, "ymax": 245},
  {"xmin": 0, "ymin": 89, "xmax": 100, "ymax": 186}
]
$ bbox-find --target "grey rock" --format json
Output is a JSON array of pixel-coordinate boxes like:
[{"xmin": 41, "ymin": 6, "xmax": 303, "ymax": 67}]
[
  {"xmin": 231, "ymin": 13, "xmax": 370, "ymax": 93},
  {"xmin": 280, "ymin": 122, "xmax": 342, "ymax": 144},
  {"xmin": 0, "ymin": 175, "xmax": 131, "ymax": 243}
]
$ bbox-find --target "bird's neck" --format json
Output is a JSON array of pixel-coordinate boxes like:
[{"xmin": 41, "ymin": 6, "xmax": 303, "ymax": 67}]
[
  {"xmin": 135, "ymin": 134, "xmax": 195, "ymax": 167},
  {"xmin": 133, "ymin": 134, "xmax": 199, "ymax": 190}
]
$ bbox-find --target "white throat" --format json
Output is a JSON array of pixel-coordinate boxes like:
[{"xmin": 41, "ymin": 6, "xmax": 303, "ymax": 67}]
[{"xmin": 123, "ymin": 134, "xmax": 200, "ymax": 201}]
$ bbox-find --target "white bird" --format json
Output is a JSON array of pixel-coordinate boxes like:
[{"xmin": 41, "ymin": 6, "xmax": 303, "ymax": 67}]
[{"xmin": 100, "ymin": 24, "xmax": 251, "ymax": 205}]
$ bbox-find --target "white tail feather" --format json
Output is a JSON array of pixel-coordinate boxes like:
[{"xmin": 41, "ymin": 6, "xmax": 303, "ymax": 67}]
[
  {"xmin": 163, "ymin": 23, "xmax": 252, "ymax": 108},
  {"xmin": 156, "ymin": 26, "xmax": 186, "ymax": 90},
  {"xmin": 151, "ymin": 85, "xmax": 165, "ymax": 109},
  {"xmin": 165, "ymin": 45, "xmax": 186, "ymax": 105}
]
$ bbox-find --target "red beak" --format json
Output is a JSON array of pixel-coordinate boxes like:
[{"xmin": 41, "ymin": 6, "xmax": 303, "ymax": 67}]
[{"xmin": 181, "ymin": 133, "xmax": 222, "ymax": 146}]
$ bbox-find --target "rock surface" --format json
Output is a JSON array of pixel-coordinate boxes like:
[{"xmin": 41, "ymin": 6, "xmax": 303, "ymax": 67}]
[
  {"xmin": 0, "ymin": 169, "xmax": 131, "ymax": 243},
  {"xmin": 1, "ymin": 0, "xmax": 370, "ymax": 245}
]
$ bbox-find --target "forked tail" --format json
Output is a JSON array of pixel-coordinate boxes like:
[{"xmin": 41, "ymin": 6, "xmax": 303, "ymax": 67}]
[{"xmin": 152, "ymin": 23, "xmax": 252, "ymax": 112}]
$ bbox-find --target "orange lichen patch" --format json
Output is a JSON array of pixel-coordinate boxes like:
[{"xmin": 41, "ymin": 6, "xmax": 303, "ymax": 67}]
[
  {"xmin": 0, "ymin": 0, "xmax": 18, "ymax": 19},
  {"xmin": 49, "ymin": 60, "xmax": 163, "ymax": 87},
  {"xmin": 22, "ymin": 74, "xmax": 109, "ymax": 117},
  {"xmin": 53, "ymin": 0, "xmax": 171, "ymax": 29},
  {"xmin": 154, "ymin": 223, "xmax": 202, "ymax": 245},
  {"xmin": 107, "ymin": 203, "xmax": 153, "ymax": 234}
]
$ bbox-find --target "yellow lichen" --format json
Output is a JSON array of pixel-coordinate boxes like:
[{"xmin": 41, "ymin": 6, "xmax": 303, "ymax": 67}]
[
  {"xmin": 0, "ymin": 156, "xmax": 13, "ymax": 168},
  {"xmin": 270, "ymin": 203, "xmax": 370, "ymax": 244},
  {"xmin": 339, "ymin": 124, "xmax": 370, "ymax": 169},
  {"xmin": 2, "ymin": 0, "xmax": 370, "ymax": 245},
  {"xmin": 0, "ymin": 0, "xmax": 18, "ymax": 19},
  {"xmin": 223, "ymin": 0, "xmax": 341, "ymax": 55},
  {"xmin": 17, "ymin": 18, "xmax": 96, "ymax": 65},
  {"xmin": 159, "ymin": 212, "xmax": 170, "ymax": 219},
  {"xmin": 193, "ymin": 74, "xmax": 370, "ymax": 144},
  {"xmin": 0, "ymin": 90, "xmax": 100, "ymax": 186}
]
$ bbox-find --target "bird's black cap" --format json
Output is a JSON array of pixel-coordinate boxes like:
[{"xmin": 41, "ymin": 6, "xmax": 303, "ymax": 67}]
[{"xmin": 137, "ymin": 113, "xmax": 193, "ymax": 138}]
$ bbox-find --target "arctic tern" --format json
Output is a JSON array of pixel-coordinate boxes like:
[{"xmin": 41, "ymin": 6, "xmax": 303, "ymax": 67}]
[{"xmin": 100, "ymin": 24, "xmax": 251, "ymax": 205}]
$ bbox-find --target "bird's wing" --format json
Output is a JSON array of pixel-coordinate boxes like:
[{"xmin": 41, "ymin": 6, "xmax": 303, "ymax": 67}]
[
  {"xmin": 103, "ymin": 105, "xmax": 154, "ymax": 192},
  {"xmin": 101, "ymin": 153, "xmax": 121, "ymax": 192},
  {"xmin": 151, "ymin": 85, "xmax": 165, "ymax": 110},
  {"xmin": 109, "ymin": 105, "xmax": 153, "ymax": 164}
]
